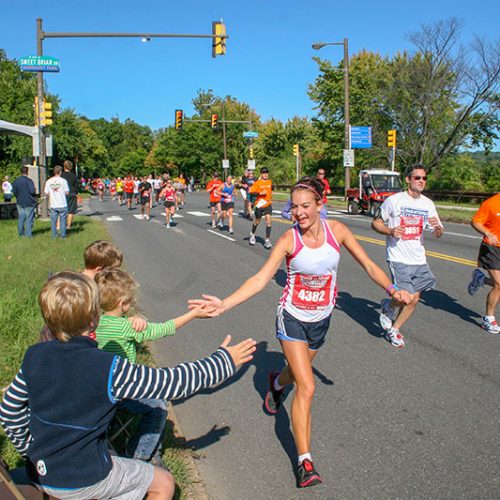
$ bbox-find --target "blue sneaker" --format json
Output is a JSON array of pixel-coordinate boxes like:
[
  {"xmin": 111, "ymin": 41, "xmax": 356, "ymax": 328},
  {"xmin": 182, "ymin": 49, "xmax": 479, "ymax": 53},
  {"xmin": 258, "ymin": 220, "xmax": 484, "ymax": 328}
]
[{"xmin": 468, "ymin": 269, "xmax": 486, "ymax": 296}]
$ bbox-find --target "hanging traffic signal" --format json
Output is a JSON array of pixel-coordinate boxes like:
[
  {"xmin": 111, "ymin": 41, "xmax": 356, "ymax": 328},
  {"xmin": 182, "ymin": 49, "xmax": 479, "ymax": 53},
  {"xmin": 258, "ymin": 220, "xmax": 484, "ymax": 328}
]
[
  {"xmin": 212, "ymin": 21, "xmax": 227, "ymax": 58},
  {"xmin": 293, "ymin": 144, "xmax": 299, "ymax": 156},
  {"xmin": 40, "ymin": 99, "xmax": 53, "ymax": 126},
  {"xmin": 387, "ymin": 129, "xmax": 397, "ymax": 148},
  {"xmin": 211, "ymin": 113, "xmax": 219, "ymax": 129},
  {"xmin": 175, "ymin": 109, "xmax": 183, "ymax": 130}
]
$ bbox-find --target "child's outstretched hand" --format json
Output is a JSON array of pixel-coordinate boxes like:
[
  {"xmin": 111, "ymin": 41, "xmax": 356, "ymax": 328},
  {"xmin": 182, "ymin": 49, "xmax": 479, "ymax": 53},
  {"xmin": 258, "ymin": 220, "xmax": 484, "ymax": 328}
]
[
  {"xmin": 191, "ymin": 303, "xmax": 219, "ymax": 319},
  {"xmin": 129, "ymin": 315, "xmax": 147, "ymax": 332},
  {"xmin": 188, "ymin": 294, "xmax": 226, "ymax": 317},
  {"xmin": 220, "ymin": 335, "xmax": 256, "ymax": 368}
]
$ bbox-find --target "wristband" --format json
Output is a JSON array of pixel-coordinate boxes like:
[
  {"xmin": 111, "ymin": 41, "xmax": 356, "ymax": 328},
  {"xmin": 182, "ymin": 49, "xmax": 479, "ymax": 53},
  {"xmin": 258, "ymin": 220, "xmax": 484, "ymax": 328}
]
[{"xmin": 385, "ymin": 284, "xmax": 399, "ymax": 297}]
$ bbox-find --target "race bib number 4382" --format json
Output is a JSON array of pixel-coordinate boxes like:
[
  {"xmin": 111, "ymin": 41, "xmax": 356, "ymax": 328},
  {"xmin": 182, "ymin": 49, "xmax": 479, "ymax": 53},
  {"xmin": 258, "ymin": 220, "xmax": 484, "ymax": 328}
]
[{"xmin": 291, "ymin": 274, "xmax": 332, "ymax": 310}]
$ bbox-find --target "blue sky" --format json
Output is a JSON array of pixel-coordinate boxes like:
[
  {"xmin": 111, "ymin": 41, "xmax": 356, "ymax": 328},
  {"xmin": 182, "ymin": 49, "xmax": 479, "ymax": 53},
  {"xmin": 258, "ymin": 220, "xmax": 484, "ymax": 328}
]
[{"xmin": 1, "ymin": 0, "xmax": 499, "ymax": 134}]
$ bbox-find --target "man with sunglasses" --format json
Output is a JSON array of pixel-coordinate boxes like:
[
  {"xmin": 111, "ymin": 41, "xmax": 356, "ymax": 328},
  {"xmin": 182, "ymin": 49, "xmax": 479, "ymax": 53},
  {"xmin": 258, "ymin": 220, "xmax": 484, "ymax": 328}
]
[{"xmin": 372, "ymin": 165, "xmax": 444, "ymax": 348}]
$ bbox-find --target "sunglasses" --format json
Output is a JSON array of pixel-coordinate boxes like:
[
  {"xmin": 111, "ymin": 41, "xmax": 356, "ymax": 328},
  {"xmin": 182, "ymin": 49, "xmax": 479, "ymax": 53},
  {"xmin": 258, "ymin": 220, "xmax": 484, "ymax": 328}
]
[
  {"xmin": 412, "ymin": 176, "xmax": 427, "ymax": 181},
  {"xmin": 317, "ymin": 172, "xmax": 325, "ymax": 176}
]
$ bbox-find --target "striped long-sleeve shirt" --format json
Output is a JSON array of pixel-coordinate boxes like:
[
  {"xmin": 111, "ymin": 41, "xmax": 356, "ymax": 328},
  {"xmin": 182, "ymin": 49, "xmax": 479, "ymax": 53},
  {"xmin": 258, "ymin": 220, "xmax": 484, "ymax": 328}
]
[
  {"xmin": 0, "ymin": 340, "xmax": 234, "ymax": 467},
  {"xmin": 95, "ymin": 315, "xmax": 176, "ymax": 363}
]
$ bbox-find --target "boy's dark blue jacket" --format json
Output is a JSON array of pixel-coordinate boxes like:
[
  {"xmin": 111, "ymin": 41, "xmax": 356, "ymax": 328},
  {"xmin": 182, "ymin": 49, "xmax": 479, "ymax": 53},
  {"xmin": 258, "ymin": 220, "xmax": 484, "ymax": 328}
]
[{"xmin": 22, "ymin": 337, "xmax": 117, "ymax": 488}]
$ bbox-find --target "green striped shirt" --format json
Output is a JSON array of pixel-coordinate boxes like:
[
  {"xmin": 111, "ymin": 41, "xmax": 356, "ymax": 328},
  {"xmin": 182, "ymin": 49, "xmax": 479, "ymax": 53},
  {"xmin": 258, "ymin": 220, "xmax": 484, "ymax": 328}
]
[{"xmin": 95, "ymin": 315, "xmax": 176, "ymax": 363}]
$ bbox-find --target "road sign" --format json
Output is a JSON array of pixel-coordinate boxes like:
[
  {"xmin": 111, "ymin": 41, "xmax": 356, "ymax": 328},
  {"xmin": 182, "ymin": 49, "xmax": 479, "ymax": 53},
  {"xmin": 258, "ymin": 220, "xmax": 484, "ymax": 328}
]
[
  {"xmin": 350, "ymin": 126, "xmax": 372, "ymax": 149},
  {"xmin": 343, "ymin": 149, "xmax": 355, "ymax": 167},
  {"xmin": 19, "ymin": 55, "xmax": 60, "ymax": 72},
  {"xmin": 247, "ymin": 159, "xmax": 256, "ymax": 170},
  {"xmin": 222, "ymin": 159, "xmax": 230, "ymax": 169},
  {"xmin": 243, "ymin": 131, "xmax": 259, "ymax": 139}
]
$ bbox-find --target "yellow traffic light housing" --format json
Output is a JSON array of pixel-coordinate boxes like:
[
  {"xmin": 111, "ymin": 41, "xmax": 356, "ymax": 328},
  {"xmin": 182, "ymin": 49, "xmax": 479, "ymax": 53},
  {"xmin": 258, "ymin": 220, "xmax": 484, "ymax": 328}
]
[
  {"xmin": 34, "ymin": 96, "xmax": 39, "ymax": 126},
  {"xmin": 211, "ymin": 113, "xmax": 219, "ymax": 129},
  {"xmin": 212, "ymin": 21, "xmax": 226, "ymax": 58},
  {"xmin": 293, "ymin": 144, "xmax": 299, "ymax": 156},
  {"xmin": 249, "ymin": 147, "xmax": 254, "ymax": 159},
  {"xmin": 41, "ymin": 100, "xmax": 53, "ymax": 126},
  {"xmin": 387, "ymin": 129, "xmax": 397, "ymax": 148},
  {"xmin": 175, "ymin": 109, "xmax": 183, "ymax": 130}
]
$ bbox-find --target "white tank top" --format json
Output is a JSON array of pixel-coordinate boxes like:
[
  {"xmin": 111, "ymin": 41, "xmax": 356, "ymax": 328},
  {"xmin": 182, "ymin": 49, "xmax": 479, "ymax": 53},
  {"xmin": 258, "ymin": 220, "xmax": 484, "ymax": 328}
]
[{"xmin": 279, "ymin": 220, "xmax": 341, "ymax": 322}]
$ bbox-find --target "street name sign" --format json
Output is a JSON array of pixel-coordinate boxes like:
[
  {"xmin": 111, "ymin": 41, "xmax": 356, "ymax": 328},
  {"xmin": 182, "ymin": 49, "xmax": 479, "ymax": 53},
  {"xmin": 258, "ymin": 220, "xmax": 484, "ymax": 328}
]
[
  {"xmin": 243, "ymin": 131, "xmax": 259, "ymax": 139},
  {"xmin": 19, "ymin": 56, "xmax": 60, "ymax": 72},
  {"xmin": 350, "ymin": 126, "xmax": 372, "ymax": 149}
]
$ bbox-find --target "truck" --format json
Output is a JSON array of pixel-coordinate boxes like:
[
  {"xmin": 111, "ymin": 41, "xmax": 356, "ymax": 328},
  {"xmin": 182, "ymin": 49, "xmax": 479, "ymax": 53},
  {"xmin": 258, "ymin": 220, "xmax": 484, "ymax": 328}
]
[{"xmin": 346, "ymin": 169, "xmax": 402, "ymax": 217}]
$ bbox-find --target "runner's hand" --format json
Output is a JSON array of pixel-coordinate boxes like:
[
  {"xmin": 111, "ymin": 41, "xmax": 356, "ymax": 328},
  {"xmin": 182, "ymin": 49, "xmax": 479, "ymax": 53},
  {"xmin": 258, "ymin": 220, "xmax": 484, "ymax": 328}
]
[
  {"xmin": 392, "ymin": 289, "xmax": 412, "ymax": 305},
  {"xmin": 220, "ymin": 335, "xmax": 256, "ymax": 368},
  {"xmin": 390, "ymin": 226, "xmax": 404, "ymax": 239},
  {"xmin": 129, "ymin": 315, "xmax": 147, "ymax": 332},
  {"xmin": 188, "ymin": 294, "xmax": 225, "ymax": 316},
  {"xmin": 486, "ymin": 231, "xmax": 498, "ymax": 246},
  {"xmin": 191, "ymin": 303, "xmax": 219, "ymax": 319}
]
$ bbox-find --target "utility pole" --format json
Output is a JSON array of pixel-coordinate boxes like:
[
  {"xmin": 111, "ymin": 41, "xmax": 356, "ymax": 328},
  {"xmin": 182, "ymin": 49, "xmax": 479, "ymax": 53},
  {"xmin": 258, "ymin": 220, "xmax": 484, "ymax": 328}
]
[{"xmin": 343, "ymin": 38, "xmax": 350, "ymax": 195}]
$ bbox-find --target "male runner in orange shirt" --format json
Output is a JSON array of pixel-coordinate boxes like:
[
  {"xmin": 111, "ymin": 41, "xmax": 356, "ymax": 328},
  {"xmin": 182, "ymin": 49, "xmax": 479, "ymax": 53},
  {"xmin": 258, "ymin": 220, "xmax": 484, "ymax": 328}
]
[
  {"xmin": 123, "ymin": 175, "xmax": 135, "ymax": 210},
  {"xmin": 249, "ymin": 167, "xmax": 273, "ymax": 249},
  {"xmin": 206, "ymin": 172, "xmax": 223, "ymax": 228},
  {"xmin": 467, "ymin": 193, "xmax": 500, "ymax": 333}
]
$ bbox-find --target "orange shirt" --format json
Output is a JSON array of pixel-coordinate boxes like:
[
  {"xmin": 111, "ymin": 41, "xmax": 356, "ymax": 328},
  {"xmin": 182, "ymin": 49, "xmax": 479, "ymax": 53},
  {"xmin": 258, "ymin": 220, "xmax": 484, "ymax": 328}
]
[
  {"xmin": 472, "ymin": 193, "xmax": 500, "ymax": 247},
  {"xmin": 206, "ymin": 179, "xmax": 223, "ymax": 203},
  {"xmin": 249, "ymin": 178, "xmax": 273, "ymax": 208}
]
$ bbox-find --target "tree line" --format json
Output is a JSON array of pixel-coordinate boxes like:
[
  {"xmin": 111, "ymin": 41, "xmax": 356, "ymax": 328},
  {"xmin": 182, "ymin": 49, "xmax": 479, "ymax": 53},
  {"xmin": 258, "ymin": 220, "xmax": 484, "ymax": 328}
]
[{"xmin": 0, "ymin": 18, "xmax": 498, "ymax": 191}]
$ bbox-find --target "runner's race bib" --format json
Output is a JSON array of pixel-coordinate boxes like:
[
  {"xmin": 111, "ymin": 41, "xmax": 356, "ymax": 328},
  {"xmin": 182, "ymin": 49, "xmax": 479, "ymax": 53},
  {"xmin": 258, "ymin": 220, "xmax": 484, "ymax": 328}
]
[
  {"xmin": 292, "ymin": 274, "xmax": 332, "ymax": 310},
  {"xmin": 400, "ymin": 216, "xmax": 423, "ymax": 240}
]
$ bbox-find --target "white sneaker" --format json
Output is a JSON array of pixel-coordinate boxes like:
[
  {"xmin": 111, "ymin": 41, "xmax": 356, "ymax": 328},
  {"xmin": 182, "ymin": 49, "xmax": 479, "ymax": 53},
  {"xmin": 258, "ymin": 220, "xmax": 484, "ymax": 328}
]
[
  {"xmin": 249, "ymin": 233, "xmax": 256, "ymax": 246},
  {"xmin": 212, "ymin": 221, "xmax": 216, "ymax": 228},
  {"xmin": 468, "ymin": 269, "xmax": 486, "ymax": 296},
  {"xmin": 145, "ymin": 215, "xmax": 150, "ymax": 220},
  {"xmin": 482, "ymin": 316, "xmax": 500, "ymax": 334},
  {"xmin": 379, "ymin": 298, "xmax": 398, "ymax": 331},
  {"xmin": 217, "ymin": 221, "xmax": 223, "ymax": 228},
  {"xmin": 386, "ymin": 327, "xmax": 405, "ymax": 348},
  {"xmin": 264, "ymin": 239, "xmax": 272, "ymax": 249},
  {"xmin": 166, "ymin": 223, "xmax": 171, "ymax": 228},
  {"xmin": 229, "ymin": 228, "xmax": 234, "ymax": 234}
]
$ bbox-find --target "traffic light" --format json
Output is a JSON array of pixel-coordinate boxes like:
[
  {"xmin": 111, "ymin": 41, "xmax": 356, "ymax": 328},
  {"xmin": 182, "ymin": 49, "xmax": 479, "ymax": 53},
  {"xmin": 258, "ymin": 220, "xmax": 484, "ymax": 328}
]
[
  {"xmin": 212, "ymin": 21, "xmax": 226, "ymax": 58},
  {"xmin": 387, "ymin": 129, "xmax": 397, "ymax": 148},
  {"xmin": 211, "ymin": 113, "xmax": 219, "ymax": 129},
  {"xmin": 249, "ymin": 147, "xmax": 254, "ymax": 159},
  {"xmin": 34, "ymin": 96, "xmax": 39, "ymax": 126},
  {"xmin": 175, "ymin": 109, "xmax": 183, "ymax": 130},
  {"xmin": 40, "ymin": 100, "xmax": 53, "ymax": 126},
  {"xmin": 293, "ymin": 144, "xmax": 299, "ymax": 157}
]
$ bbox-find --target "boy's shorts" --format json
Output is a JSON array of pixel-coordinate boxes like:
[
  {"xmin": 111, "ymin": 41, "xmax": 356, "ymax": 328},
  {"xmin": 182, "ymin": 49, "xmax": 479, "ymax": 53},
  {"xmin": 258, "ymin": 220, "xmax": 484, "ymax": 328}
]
[
  {"xmin": 388, "ymin": 261, "xmax": 436, "ymax": 294},
  {"xmin": 40, "ymin": 456, "xmax": 154, "ymax": 500},
  {"xmin": 276, "ymin": 307, "xmax": 331, "ymax": 351}
]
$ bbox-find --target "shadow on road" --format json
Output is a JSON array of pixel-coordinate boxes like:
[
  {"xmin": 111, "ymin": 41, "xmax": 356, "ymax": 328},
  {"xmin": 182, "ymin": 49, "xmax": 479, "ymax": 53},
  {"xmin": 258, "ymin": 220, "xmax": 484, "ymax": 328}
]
[{"xmin": 174, "ymin": 424, "xmax": 231, "ymax": 451}]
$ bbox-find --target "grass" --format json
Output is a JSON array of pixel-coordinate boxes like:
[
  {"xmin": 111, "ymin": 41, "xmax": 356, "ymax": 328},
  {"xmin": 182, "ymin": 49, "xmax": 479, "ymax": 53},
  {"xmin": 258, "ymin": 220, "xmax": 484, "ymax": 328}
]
[{"xmin": 0, "ymin": 216, "xmax": 196, "ymax": 499}]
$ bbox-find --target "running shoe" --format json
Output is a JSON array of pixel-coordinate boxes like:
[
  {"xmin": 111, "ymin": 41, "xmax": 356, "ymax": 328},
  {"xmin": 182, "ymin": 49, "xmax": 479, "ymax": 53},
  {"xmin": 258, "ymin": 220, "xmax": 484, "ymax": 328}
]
[
  {"xmin": 166, "ymin": 223, "xmax": 171, "ymax": 228},
  {"xmin": 386, "ymin": 327, "xmax": 405, "ymax": 348},
  {"xmin": 379, "ymin": 298, "xmax": 398, "ymax": 331},
  {"xmin": 217, "ymin": 220, "xmax": 223, "ymax": 228},
  {"xmin": 249, "ymin": 233, "xmax": 256, "ymax": 245},
  {"xmin": 228, "ymin": 228, "xmax": 234, "ymax": 234},
  {"xmin": 482, "ymin": 316, "xmax": 500, "ymax": 334},
  {"xmin": 211, "ymin": 221, "xmax": 216, "ymax": 228},
  {"xmin": 145, "ymin": 215, "xmax": 150, "ymax": 221},
  {"xmin": 264, "ymin": 239, "xmax": 272, "ymax": 249},
  {"xmin": 468, "ymin": 268, "xmax": 486, "ymax": 296},
  {"xmin": 297, "ymin": 459, "xmax": 322, "ymax": 488},
  {"xmin": 264, "ymin": 371, "xmax": 284, "ymax": 414}
]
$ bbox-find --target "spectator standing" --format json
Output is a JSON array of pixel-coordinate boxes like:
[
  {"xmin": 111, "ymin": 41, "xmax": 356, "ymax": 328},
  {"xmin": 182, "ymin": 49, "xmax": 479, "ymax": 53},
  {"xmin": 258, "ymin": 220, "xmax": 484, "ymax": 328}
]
[
  {"xmin": 2, "ymin": 176, "xmax": 13, "ymax": 201},
  {"xmin": 60, "ymin": 160, "xmax": 79, "ymax": 231},
  {"xmin": 44, "ymin": 165, "xmax": 69, "ymax": 239},
  {"xmin": 11, "ymin": 166, "xmax": 37, "ymax": 237},
  {"xmin": 467, "ymin": 193, "xmax": 500, "ymax": 333}
]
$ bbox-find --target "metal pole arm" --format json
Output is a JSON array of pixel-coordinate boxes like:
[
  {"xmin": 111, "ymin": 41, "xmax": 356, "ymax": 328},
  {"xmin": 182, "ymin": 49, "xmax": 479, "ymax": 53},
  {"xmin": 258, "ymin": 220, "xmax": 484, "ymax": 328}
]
[{"xmin": 42, "ymin": 31, "xmax": 228, "ymax": 40}]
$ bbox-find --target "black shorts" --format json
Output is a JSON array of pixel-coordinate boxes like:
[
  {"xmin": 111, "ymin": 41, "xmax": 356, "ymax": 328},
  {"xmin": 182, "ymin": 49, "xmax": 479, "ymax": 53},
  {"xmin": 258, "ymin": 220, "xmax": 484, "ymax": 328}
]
[
  {"xmin": 210, "ymin": 201, "xmax": 221, "ymax": 208},
  {"xmin": 254, "ymin": 204, "xmax": 273, "ymax": 219},
  {"xmin": 125, "ymin": 192, "xmax": 134, "ymax": 200},
  {"xmin": 276, "ymin": 307, "xmax": 331, "ymax": 351},
  {"xmin": 221, "ymin": 202, "xmax": 234, "ymax": 211},
  {"xmin": 164, "ymin": 201, "xmax": 175, "ymax": 208},
  {"xmin": 478, "ymin": 242, "xmax": 500, "ymax": 271},
  {"xmin": 140, "ymin": 197, "xmax": 150, "ymax": 206},
  {"xmin": 66, "ymin": 194, "xmax": 78, "ymax": 215}
]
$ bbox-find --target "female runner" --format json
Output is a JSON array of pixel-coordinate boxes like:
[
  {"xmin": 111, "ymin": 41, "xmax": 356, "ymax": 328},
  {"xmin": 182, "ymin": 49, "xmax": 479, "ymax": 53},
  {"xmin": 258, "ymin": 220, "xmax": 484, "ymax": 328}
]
[
  {"xmin": 160, "ymin": 180, "xmax": 177, "ymax": 228},
  {"xmin": 189, "ymin": 177, "xmax": 410, "ymax": 488},
  {"xmin": 217, "ymin": 175, "xmax": 236, "ymax": 234}
]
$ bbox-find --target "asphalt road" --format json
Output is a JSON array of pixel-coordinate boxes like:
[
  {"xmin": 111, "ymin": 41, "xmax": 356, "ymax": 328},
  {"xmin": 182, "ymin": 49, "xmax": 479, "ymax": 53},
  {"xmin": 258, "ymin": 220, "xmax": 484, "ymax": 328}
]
[{"xmin": 90, "ymin": 192, "xmax": 499, "ymax": 499}]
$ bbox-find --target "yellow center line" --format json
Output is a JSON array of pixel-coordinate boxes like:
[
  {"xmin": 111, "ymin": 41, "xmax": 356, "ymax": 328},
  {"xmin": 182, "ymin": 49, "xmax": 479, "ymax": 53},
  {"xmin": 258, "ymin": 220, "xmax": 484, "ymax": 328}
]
[{"xmin": 272, "ymin": 220, "xmax": 476, "ymax": 267}]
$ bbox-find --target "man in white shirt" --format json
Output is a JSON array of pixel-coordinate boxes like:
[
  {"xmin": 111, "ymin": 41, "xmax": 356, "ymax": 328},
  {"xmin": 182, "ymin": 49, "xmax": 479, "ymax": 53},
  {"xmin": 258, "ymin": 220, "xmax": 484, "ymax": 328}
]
[
  {"xmin": 44, "ymin": 165, "xmax": 70, "ymax": 238},
  {"xmin": 372, "ymin": 165, "xmax": 444, "ymax": 348}
]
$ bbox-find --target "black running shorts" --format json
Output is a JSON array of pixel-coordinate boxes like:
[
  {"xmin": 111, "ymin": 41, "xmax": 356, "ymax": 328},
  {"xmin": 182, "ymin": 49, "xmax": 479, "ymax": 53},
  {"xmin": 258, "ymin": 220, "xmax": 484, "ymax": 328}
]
[{"xmin": 478, "ymin": 242, "xmax": 500, "ymax": 270}]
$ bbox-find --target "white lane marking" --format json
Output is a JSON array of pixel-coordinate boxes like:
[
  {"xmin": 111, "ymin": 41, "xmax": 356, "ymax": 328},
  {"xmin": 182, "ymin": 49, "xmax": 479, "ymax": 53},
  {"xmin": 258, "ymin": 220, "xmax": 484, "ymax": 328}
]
[
  {"xmin": 172, "ymin": 213, "xmax": 183, "ymax": 218},
  {"xmin": 106, "ymin": 216, "xmax": 123, "ymax": 221},
  {"xmin": 187, "ymin": 211, "xmax": 210, "ymax": 217},
  {"xmin": 445, "ymin": 231, "xmax": 481, "ymax": 240},
  {"xmin": 133, "ymin": 214, "xmax": 144, "ymax": 220},
  {"xmin": 207, "ymin": 229, "xmax": 236, "ymax": 242},
  {"xmin": 272, "ymin": 210, "xmax": 281, "ymax": 214}
]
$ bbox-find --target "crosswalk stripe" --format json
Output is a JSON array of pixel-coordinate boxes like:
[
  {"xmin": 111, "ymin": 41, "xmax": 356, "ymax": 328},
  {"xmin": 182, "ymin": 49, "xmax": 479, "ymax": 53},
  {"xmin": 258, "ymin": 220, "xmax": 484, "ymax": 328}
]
[
  {"xmin": 187, "ymin": 211, "xmax": 210, "ymax": 217},
  {"xmin": 106, "ymin": 216, "xmax": 123, "ymax": 221},
  {"xmin": 207, "ymin": 229, "xmax": 236, "ymax": 242}
]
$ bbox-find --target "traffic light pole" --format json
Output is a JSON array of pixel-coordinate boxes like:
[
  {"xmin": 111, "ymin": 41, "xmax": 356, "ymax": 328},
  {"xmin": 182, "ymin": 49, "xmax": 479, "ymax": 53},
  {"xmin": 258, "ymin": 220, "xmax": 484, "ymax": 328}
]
[{"xmin": 36, "ymin": 18, "xmax": 48, "ymax": 219}]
